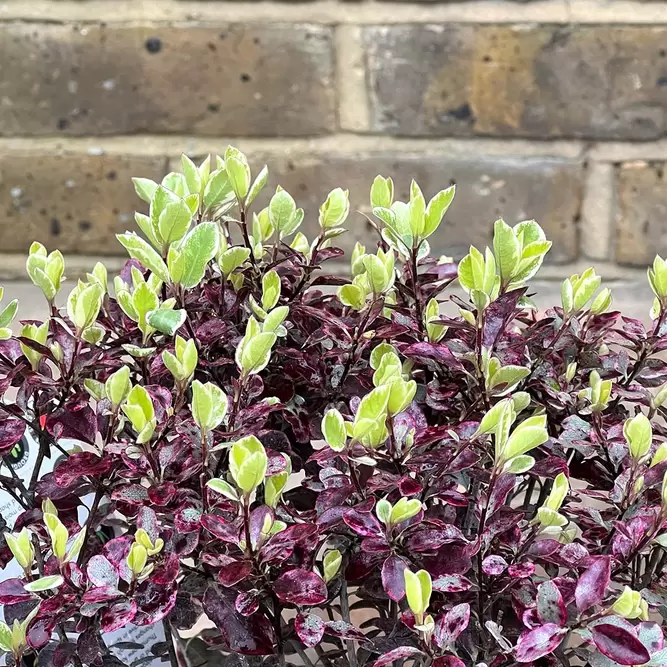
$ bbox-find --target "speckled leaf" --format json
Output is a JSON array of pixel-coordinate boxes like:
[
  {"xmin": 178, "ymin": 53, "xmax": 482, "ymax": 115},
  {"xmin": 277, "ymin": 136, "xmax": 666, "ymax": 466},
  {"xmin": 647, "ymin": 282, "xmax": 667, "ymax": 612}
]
[
  {"xmin": 575, "ymin": 557, "xmax": 611, "ymax": 613},
  {"xmin": 592, "ymin": 624, "xmax": 650, "ymax": 666},
  {"xmin": 537, "ymin": 580, "xmax": 566, "ymax": 626},
  {"xmin": 381, "ymin": 556, "xmax": 407, "ymax": 602},
  {"xmin": 515, "ymin": 624, "xmax": 566, "ymax": 662},
  {"xmin": 295, "ymin": 613, "xmax": 325, "ymax": 648},
  {"xmin": 273, "ymin": 569, "xmax": 327, "ymax": 606}
]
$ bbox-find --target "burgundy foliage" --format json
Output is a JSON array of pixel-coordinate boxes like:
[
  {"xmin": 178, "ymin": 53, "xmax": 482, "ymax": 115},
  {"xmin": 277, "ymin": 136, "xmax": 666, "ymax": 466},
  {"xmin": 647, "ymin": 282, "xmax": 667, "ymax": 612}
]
[{"xmin": 1, "ymin": 159, "xmax": 667, "ymax": 667}]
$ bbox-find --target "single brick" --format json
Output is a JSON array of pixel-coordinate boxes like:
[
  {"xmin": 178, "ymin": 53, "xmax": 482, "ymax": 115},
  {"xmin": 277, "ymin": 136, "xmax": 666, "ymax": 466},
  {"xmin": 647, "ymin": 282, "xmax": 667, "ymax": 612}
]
[
  {"xmin": 247, "ymin": 152, "xmax": 583, "ymax": 263},
  {"xmin": 0, "ymin": 154, "xmax": 166, "ymax": 254},
  {"xmin": 616, "ymin": 162, "xmax": 667, "ymax": 266},
  {"xmin": 0, "ymin": 24, "xmax": 335, "ymax": 136},
  {"xmin": 363, "ymin": 25, "xmax": 667, "ymax": 140}
]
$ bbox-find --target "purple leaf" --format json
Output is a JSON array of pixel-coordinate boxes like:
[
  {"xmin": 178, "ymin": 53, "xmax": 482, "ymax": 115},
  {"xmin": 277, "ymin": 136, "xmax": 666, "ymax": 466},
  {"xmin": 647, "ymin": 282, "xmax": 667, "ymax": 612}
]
[
  {"xmin": 515, "ymin": 624, "xmax": 566, "ymax": 662},
  {"xmin": 537, "ymin": 580, "xmax": 566, "ymax": 626},
  {"xmin": 82, "ymin": 586, "xmax": 123, "ymax": 603},
  {"xmin": 638, "ymin": 621, "xmax": 664, "ymax": 654},
  {"xmin": 433, "ymin": 658, "xmax": 466, "ymax": 667},
  {"xmin": 381, "ymin": 556, "xmax": 407, "ymax": 602},
  {"xmin": 0, "ymin": 578, "xmax": 33, "ymax": 604},
  {"xmin": 434, "ymin": 603, "xmax": 471, "ymax": 649},
  {"xmin": 54, "ymin": 452, "xmax": 110, "ymax": 487},
  {"xmin": 592, "ymin": 623, "xmax": 651, "ymax": 666},
  {"xmin": 432, "ymin": 575, "xmax": 473, "ymax": 593},
  {"xmin": 488, "ymin": 473, "xmax": 517, "ymax": 515},
  {"xmin": 111, "ymin": 484, "xmax": 149, "ymax": 505},
  {"xmin": 101, "ymin": 600, "xmax": 137, "ymax": 633},
  {"xmin": 0, "ymin": 418, "xmax": 26, "ymax": 454},
  {"xmin": 201, "ymin": 514, "xmax": 240, "ymax": 544},
  {"xmin": 508, "ymin": 562, "xmax": 536, "ymax": 579},
  {"xmin": 174, "ymin": 505, "xmax": 202, "ymax": 533},
  {"xmin": 405, "ymin": 526, "xmax": 466, "ymax": 552},
  {"xmin": 372, "ymin": 647, "xmax": 425, "ymax": 667},
  {"xmin": 45, "ymin": 404, "xmax": 97, "ymax": 444},
  {"xmin": 249, "ymin": 505, "xmax": 274, "ymax": 550},
  {"xmin": 295, "ymin": 613, "xmax": 325, "ymax": 647},
  {"xmin": 235, "ymin": 591, "xmax": 260, "ymax": 617},
  {"xmin": 575, "ymin": 556, "xmax": 611, "ymax": 613},
  {"xmin": 273, "ymin": 569, "xmax": 327, "ymax": 606},
  {"xmin": 323, "ymin": 620, "xmax": 365, "ymax": 640},
  {"xmin": 482, "ymin": 555, "xmax": 508, "ymax": 576},
  {"xmin": 343, "ymin": 508, "xmax": 383, "ymax": 537},
  {"xmin": 217, "ymin": 559, "xmax": 253, "ymax": 588},
  {"xmin": 402, "ymin": 341, "xmax": 463, "ymax": 370},
  {"xmin": 203, "ymin": 586, "xmax": 276, "ymax": 656},
  {"xmin": 86, "ymin": 555, "xmax": 119, "ymax": 588},
  {"xmin": 26, "ymin": 618, "xmax": 52, "ymax": 649}
]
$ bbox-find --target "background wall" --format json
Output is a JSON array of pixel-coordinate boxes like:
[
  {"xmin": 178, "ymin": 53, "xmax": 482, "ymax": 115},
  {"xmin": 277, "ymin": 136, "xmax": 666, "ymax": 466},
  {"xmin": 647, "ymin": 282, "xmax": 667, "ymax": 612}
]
[{"xmin": 0, "ymin": 0, "xmax": 666, "ymax": 280}]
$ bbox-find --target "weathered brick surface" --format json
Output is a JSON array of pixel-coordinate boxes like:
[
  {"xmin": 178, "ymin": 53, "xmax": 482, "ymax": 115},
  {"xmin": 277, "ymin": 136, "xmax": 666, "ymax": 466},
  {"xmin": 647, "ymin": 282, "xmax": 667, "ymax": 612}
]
[
  {"xmin": 248, "ymin": 152, "xmax": 583, "ymax": 262},
  {"xmin": 616, "ymin": 162, "xmax": 667, "ymax": 266},
  {"xmin": 363, "ymin": 25, "xmax": 667, "ymax": 140},
  {"xmin": 0, "ymin": 23, "xmax": 335, "ymax": 136},
  {"xmin": 0, "ymin": 154, "xmax": 166, "ymax": 254}
]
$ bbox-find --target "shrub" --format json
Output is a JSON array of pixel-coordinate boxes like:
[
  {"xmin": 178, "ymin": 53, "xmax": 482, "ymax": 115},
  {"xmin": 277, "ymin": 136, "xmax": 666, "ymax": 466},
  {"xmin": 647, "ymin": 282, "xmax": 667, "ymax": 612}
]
[{"xmin": 0, "ymin": 147, "xmax": 666, "ymax": 667}]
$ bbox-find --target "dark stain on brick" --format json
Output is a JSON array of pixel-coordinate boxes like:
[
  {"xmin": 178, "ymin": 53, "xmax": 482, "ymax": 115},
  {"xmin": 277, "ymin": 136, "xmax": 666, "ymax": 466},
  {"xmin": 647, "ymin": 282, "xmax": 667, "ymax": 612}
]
[
  {"xmin": 657, "ymin": 76, "xmax": 667, "ymax": 87},
  {"xmin": 447, "ymin": 103, "xmax": 475, "ymax": 122},
  {"xmin": 543, "ymin": 28, "xmax": 571, "ymax": 51},
  {"xmin": 79, "ymin": 220, "xmax": 91, "ymax": 231},
  {"xmin": 50, "ymin": 218, "xmax": 61, "ymax": 236},
  {"xmin": 207, "ymin": 103, "xmax": 220, "ymax": 112},
  {"xmin": 240, "ymin": 73, "xmax": 251, "ymax": 83},
  {"xmin": 57, "ymin": 118, "xmax": 69, "ymax": 130},
  {"xmin": 107, "ymin": 170, "xmax": 117, "ymax": 180},
  {"xmin": 145, "ymin": 37, "xmax": 162, "ymax": 54}
]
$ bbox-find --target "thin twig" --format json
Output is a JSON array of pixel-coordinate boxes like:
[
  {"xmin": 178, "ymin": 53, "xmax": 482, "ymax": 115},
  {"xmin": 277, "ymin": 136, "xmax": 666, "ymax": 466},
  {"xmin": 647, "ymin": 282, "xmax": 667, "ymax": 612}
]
[
  {"xmin": 339, "ymin": 577, "xmax": 358, "ymax": 667},
  {"xmin": 162, "ymin": 619, "xmax": 179, "ymax": 667}
]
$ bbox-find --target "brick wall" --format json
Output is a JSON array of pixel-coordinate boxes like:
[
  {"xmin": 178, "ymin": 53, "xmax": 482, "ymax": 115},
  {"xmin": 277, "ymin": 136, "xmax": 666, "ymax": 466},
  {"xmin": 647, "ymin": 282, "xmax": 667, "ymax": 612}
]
[{"xmin": 1, "ymin": 0, "xmax": 666, "ymax": 277}]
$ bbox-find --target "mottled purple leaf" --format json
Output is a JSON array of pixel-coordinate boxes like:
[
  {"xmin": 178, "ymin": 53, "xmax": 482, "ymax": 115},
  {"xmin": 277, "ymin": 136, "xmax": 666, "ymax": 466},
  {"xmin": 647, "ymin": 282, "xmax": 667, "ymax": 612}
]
[
  {"xmin": 434, "ymin": 603, "xmax": 470, "ymax": 649},
  {"xmin": 111, "ymin": 484, "xmax": 149, "ymax": 505},
  {"xmin": 592, "ymin": 623, "xmax": 650, "ymax": 666},
  {"xmin": 26, "ymin": 618, "xmax": 52, "ymax": 649},
  {"xmin": 372, "ymin": 646, "xmax": 425, "ymax": 667},
  {"xmin": 432, "ymin": 575, "xmax": 473, "ymax": 593},
  {"xmin": 406, "ymin": 526, "xmax": 466, "ymax": 552},
  {"xmin": 508, "ymin": 562, "xmax": 536, "ymax": 578},
  {"xmin": 55, "ymin": 452, "xmax": 110, "ymax": 487},
  {"xmin": 86, "ymin": 555, "xmax": 119, "ymax": 588},
  {"xmin": 273, "ymin": 569, "xmax": 327, "ymax": 606},
  {"xmin": 575, "ymin": 556, "xmax": 611, "ymax": 613},
  {"xmin": 235, "ymin": 591, "xmax": 260, "ymax": 617},
  {"xmin": 515, "ymin": 624, "xmax": 566, "ymax": 662},
  {"xmin": 638, "ymin": 621, "xmax": 664, "ymax": 654},
  {"xmin": 0, "ymin": 578, "xmax": 33, "ymax": 604},
  {"xmin": 203, "ymin": 587, "xmax": 275, "ymax": 656},
  {"xmin": 433, "ymin": 658, "xmax": 466, "ymax": 667},
  {"xmin": 217, "ymin": 559, "xmax": 253, "ymax": 588},
  {"xmin": 343, "ymin": 508, "xmax": 383, "ymax": 537},
  {"xmin": 201, "ymin": 514, "xmax": 240, "ymax": 544},
  {"xmin": 402, "ymin": 342, "xmax": 463, "ymax": 370},
  {"xmin": 0, "ymin": 418, "xmax": 26, "ymax": 454},
  {"xmin": 295, "ymin": 613, "xmax": 325, "ymax": 648},
  {"xmin": 537, "ymin": 580, "xmax": 566, "ymax": 626},
  {"xmin": 45, "ymin": 404, "xmax": 97, "ymax": 444},
  {"xmin": 101, "ymin": 600, "xmax": 137, "ymax": 633},
  {"xmin": 482, "ymin": 555, "xmax": 508, "ymax": 576},
  {"xmin": 488, "ymin": 473, "xmax": 517, "ymax": 515},
  {"xmin": 381, "ymin": 556, "xmax": 407, "ymax": 602},
  {"xmin": 323, "ymin": 620, "xmax": 366, "ymax": 641}
]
